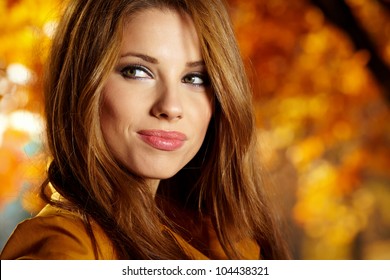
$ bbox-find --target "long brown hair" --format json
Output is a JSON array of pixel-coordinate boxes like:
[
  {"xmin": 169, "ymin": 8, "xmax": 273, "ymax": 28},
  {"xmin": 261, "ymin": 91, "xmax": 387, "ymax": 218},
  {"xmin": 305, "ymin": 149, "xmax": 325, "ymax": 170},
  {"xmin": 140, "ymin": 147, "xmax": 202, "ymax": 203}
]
[{"xmin": 42, "ymin": 0, "xmax": 290, "ymax": 259}]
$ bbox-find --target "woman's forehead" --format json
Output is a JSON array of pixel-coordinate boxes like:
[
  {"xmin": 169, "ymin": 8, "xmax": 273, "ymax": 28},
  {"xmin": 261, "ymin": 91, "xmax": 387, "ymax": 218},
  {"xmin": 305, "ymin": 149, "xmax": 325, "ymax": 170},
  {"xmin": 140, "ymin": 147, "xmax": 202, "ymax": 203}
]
[{"xmin": 119, "ymin": 8, "xmax": 202, "ymax": 62}]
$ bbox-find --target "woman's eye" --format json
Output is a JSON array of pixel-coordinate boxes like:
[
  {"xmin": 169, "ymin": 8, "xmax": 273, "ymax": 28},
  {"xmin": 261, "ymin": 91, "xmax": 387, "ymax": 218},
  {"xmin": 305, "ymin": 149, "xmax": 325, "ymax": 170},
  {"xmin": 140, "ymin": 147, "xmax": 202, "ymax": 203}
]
[
  {"xmin": 182, "ymin": 74, "xmax": 210, "ymax": 87},
  {"xmin": 120, "ymin": 65, "xmax": 152, "ymax": 79}
]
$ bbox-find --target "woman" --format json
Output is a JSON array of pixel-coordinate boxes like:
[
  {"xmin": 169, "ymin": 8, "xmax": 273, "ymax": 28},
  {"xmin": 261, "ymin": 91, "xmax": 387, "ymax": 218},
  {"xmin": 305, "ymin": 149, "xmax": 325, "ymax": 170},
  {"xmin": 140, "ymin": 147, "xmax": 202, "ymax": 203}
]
[{"xmin": 1, "ymin": 0, "xmax": 290, "ymax": 259}]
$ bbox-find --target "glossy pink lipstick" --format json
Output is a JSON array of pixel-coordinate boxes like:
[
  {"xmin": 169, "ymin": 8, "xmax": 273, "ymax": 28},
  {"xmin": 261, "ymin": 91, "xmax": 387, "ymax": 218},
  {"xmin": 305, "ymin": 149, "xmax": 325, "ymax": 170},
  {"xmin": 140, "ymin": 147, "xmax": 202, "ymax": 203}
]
[{"xmin": 138, "ymin": 130, "xmax": 186, "ymax": 151}]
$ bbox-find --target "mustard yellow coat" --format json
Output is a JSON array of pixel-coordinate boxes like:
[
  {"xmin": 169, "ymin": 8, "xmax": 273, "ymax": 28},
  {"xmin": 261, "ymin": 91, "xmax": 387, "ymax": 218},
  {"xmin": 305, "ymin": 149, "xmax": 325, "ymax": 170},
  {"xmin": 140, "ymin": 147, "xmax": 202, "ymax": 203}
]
[{"xmin": 0, "ymin": 204, "xmax": 260, "ymax": 260}]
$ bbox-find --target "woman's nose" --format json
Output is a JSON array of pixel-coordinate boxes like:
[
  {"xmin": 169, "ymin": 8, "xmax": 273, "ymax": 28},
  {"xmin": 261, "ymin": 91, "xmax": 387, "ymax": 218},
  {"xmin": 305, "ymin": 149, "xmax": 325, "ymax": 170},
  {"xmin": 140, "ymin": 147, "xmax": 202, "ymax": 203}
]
[{"xmin": 150, "ymin": 81, "xmax": 183, "ymax": 121}]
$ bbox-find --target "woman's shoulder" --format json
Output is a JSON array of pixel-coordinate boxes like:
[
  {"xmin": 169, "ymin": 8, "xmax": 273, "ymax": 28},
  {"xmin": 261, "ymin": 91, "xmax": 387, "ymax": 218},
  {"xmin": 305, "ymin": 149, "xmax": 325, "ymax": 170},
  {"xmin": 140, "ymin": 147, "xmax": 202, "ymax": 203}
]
[{"xmin": 0, "ymin": 204, "xmax": 116, "ymax": 260}]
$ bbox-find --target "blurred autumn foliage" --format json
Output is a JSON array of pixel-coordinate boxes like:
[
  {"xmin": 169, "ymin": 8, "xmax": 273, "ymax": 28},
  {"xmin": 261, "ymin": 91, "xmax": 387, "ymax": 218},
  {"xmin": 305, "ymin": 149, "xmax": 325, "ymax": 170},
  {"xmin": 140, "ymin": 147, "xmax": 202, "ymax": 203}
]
[
  {"xmin": 229, "ymin": 0, "xmax": 390, "ymax": 259},
  {"xmin": 1, "ymin": 0, "xmax": 390, "ymax": 259}
]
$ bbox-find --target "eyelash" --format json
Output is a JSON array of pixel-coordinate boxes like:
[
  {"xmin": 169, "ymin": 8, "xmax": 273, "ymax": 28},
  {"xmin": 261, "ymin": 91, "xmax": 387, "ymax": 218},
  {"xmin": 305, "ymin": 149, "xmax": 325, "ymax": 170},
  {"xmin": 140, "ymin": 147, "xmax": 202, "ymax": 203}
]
[
  {"xmin": 119, "ymin": 64, "xmax": 210, "ymax": 87},
  {"xmin": 182, "ymin": 73, "xmax": 210, "ymax": 87},
  {"xmin": 120, "ymin": 64, "xmax": 153, "ymax": 79}
]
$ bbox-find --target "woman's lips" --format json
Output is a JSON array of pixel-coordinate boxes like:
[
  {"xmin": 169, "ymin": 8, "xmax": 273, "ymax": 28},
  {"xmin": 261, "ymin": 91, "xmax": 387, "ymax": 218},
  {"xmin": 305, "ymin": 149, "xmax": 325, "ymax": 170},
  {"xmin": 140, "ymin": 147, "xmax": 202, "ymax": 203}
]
[{"xmin": 137, "ymin": 130, "xmax": 187, "ymax": 151}]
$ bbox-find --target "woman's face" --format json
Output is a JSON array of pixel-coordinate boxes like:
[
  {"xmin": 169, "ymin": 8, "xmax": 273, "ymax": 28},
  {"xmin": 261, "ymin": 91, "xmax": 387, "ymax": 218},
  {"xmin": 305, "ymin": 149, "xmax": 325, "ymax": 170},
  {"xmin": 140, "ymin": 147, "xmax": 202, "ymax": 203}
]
[{"xmin": 100, "ymin": 8, "xmax": 213, "ymax": 189}]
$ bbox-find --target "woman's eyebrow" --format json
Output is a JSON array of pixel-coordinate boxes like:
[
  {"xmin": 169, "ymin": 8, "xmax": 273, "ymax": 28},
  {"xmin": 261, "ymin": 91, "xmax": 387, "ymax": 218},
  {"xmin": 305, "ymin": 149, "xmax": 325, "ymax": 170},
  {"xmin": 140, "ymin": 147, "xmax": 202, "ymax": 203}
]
[
  {"xmin": 186, "ymin": 60, "xmax": 205, "ymax": 68},
  {"xmin": 120, "ymin": 52, "xmax": 159, "ymax": 64},
  {"xmin": 120, "ymin": 52, "xmax": 205, "ymax": 68}
]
